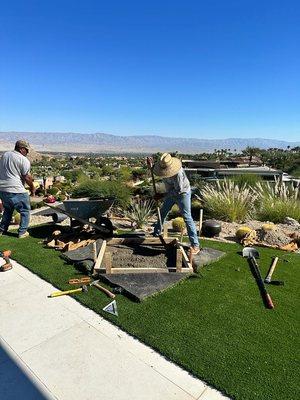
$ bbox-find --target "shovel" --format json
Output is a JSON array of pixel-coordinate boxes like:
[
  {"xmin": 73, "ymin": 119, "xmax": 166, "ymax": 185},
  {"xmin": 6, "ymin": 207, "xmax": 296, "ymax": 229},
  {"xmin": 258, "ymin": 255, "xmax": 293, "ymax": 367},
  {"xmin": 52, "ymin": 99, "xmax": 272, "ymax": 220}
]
[{"xmin": 242, "ymin": 247, "xmax": 274, "ymax": 309}]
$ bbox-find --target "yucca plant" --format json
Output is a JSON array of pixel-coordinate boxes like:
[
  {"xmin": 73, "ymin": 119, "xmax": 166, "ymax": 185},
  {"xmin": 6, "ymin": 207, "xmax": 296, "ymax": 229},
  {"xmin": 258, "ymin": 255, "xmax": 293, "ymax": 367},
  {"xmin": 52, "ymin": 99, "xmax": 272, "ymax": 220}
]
[
  {"xmin": 255, "ymin": 181, "xmax": 300, "ymax": 223},
  {"xmin": 201, "ymin": 180, "xmax": 257, "ymax": 222},
  {"xmin": 124, "ymin": 199, "xmax": 155, "ymax": 229}
]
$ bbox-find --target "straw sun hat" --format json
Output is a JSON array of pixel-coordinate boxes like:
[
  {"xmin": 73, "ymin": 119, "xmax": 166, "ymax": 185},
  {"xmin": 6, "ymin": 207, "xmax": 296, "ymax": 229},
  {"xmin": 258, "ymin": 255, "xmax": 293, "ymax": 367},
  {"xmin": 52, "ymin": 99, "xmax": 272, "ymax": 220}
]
[{"xmin": 153, "ymin": 153, "xmax": 182, "ymax": 178}]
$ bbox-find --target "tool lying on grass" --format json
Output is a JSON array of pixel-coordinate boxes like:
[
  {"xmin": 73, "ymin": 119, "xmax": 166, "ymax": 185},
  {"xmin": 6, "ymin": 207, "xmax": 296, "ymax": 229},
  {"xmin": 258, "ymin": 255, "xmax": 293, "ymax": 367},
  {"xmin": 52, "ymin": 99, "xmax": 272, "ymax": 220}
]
[
  {"xmin": 242, "ymin": 247, "xmax": 274, "ymax": 309},
  {"xmin": 264, "ymin": 257, "xmax": 284, "ymax": 286},
  {"xmin": 103, "ymin": 300, "xmax": 118, "ymax": 316},
  {"xmin": 48, "ymin": 278, "xmax": 116, "ymax": 299},
  {"xmin": 68, "ymin": 277, "xmax": 91, "ymax": 285},
  {"xmin": 48, "ymin": 285, "xmax": 89, "ymax": 298},
  {"xmin": 0, "ymin": 250, "xmax": 12, "ymax": 272},
  {"xmin": 90, "ymin": 280, "xmax": 115, "ymax": 299}
]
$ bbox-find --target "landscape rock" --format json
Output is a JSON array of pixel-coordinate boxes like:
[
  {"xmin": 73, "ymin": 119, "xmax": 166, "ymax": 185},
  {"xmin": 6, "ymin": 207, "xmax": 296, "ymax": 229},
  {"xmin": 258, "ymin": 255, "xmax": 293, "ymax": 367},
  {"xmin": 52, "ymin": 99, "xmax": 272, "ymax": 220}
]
[{"xmin": 283, "ymin": 217, "xmax": 300, "ymax": 227}]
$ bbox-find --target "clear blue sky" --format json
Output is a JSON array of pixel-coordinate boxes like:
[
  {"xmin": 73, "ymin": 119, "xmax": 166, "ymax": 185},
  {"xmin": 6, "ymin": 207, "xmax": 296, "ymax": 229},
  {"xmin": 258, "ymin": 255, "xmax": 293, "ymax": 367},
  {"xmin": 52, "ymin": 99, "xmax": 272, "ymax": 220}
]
[{"xmin": 0, "ymin": 0, "xmax": 299, "ymax": 141}]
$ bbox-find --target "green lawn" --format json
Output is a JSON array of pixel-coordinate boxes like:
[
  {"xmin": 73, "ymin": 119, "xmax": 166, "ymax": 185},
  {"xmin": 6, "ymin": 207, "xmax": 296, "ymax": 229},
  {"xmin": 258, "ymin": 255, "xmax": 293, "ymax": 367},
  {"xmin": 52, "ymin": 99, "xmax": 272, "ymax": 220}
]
[{"xmin": 1, "ymin": 225, "xmax": 299, "ymax": 400}]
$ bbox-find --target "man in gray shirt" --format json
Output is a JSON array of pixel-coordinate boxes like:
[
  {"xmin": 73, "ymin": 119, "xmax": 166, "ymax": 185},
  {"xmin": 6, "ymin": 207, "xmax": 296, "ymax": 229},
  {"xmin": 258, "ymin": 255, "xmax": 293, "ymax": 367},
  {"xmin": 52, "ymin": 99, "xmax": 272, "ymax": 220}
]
[{"xmin": 0, "ymin": 140, "xmax": 35, "ymax": 247}]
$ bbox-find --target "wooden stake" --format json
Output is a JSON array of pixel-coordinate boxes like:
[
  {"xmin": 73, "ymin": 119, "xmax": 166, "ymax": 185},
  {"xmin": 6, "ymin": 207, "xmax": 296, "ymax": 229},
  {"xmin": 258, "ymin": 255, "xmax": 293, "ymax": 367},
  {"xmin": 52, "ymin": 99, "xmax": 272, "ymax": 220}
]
[
  {"xmin": 198, "ymin": 209, "xmax": 203, "ymax": 239},
  {"xmin": 94, "ymin": 240, "xmax": 107, "ymax": 272},
  {"xmin": 163, "ymin": 224, "xmax": 168, "ymax": 239},
  {"xmin": 92, "ymin": 241, "xmax": 97, "ymax": 263},
  {"xmin": 179, "ymin": 229, "xmax": 184, "ymax": 244},
  {"xmin": 176, "ymin": 247, "xmax": 183, "ymax": 272}
]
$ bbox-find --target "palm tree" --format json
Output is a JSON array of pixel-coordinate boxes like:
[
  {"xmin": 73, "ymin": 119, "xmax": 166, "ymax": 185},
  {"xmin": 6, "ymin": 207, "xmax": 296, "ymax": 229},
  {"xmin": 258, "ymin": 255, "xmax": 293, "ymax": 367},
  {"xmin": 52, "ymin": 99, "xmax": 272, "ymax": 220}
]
[{"xmin": 242, "ymin": 146, "xmax": 261, "ymax": 166}]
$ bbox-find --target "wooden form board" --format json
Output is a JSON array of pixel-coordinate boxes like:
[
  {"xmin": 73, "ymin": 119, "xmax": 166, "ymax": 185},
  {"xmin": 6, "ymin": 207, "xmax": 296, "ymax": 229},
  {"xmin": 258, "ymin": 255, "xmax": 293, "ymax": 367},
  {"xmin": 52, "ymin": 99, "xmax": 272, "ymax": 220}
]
[
  {"xmin": 93, "ymin": 236, "xmax": 193, "ymax": 274},
  {"xmin": 108, "ymin": 237, "xmax": 176, "ymax": 246}
]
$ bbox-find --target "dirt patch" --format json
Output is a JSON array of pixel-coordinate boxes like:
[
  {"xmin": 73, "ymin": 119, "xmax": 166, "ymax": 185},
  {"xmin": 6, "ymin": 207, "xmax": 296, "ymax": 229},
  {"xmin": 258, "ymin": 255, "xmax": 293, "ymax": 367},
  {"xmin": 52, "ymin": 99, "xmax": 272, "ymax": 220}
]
[{"xmin": 108, "ymin": 244, "xmax": 169, "ymax": 269}]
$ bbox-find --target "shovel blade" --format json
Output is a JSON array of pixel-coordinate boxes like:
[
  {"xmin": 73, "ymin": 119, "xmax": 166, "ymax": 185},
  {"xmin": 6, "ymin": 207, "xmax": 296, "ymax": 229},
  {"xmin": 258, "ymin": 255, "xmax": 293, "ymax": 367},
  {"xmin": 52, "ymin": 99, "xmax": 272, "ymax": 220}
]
[{"xmin": 242, "ymin": 247, "xmax": 259, "ymax": 259}]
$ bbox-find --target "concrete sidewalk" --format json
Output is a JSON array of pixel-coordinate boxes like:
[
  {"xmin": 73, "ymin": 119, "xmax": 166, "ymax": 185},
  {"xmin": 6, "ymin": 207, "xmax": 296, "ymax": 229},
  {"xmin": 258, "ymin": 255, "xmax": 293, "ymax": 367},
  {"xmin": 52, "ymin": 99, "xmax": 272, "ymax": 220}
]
[{"xmin": 0, "ymin": 259, "xmax": 229, "ymax": 400}]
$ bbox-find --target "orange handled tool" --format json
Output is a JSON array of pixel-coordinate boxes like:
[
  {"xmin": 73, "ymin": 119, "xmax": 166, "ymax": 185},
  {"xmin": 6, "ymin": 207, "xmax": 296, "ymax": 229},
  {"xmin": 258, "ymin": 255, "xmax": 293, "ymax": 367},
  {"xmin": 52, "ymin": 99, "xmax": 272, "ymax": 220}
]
[{"xmin": 91, "ymin": 280, "xmax": 115, "ymax": 299}]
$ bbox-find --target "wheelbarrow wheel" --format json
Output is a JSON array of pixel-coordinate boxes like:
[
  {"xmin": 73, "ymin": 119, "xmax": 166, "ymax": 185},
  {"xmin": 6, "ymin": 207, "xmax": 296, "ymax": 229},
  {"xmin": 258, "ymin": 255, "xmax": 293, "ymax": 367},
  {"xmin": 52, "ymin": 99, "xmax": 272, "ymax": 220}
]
[{"xmin": 95, "ymin": 217, "xmax": 114, "ymax": 237}]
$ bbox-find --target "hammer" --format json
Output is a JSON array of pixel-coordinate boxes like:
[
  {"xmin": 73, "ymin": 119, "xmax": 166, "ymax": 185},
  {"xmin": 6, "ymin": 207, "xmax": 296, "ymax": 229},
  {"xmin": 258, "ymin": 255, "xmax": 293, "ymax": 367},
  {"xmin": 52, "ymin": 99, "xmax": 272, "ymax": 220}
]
[
  {"xmin": 90, "ymin": 280, "xmax": 115, "ymax": 299},
  {"xmin": 48, "ymin": 285, "xmax": 88, "ymax": 298},
  {"xmin": 264, "ymin": 257, "xmax": 284, "ymax": 286}
]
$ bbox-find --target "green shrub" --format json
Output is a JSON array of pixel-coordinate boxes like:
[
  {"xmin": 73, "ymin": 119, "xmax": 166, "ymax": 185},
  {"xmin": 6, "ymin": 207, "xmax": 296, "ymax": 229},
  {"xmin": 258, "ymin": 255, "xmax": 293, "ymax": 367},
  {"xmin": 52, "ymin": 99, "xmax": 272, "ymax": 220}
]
[
  {"xmin": 231, "ymin": 174, "xmax": 262, "ymax": 188},
  {"xmin": 201, "ymin": 180, "xmax": 256, "ymax": 222},
  {"xmin": 255, "ymin": 181, "xmax": 300, "ymax": 223},
  {"xmin": 257, "ymin": 199, "xmax": 300, "ymax": 223},
  {"xmin": 191, "ymin": 199, "xmax": 202, "ymax": 220},
  {"xmin": 30, "ymin": 202, "xmax": 37, "ymax": 210},
  {"xmin": 36, "ymin": 201, "xmax": 45, "ymax": 208},
  {"xmin": 61, "ymin": 169, "xmax": 87, "ymax": 183},
  {"xmin": 124, "ymin": 199, "xmax": 155, "ymax": 229},
  {"xmin": 72, "ymin": 179, "xmax": 131, "ymax": 208},
  {"xmin": 47, "ymin": 187, "xmax": 60, "ymax": 195}
]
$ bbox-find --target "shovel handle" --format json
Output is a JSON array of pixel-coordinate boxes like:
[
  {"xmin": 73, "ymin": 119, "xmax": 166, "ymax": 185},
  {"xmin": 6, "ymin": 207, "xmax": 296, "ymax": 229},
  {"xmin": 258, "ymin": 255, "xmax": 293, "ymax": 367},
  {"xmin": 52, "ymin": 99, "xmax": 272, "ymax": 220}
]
[
  {"xmin": 265, "ymin": 294, "xmax": 274, "ymax": 309},
  {"xmin": 249, "ymin": 257, "xmax": 274, "ymax": 309}
]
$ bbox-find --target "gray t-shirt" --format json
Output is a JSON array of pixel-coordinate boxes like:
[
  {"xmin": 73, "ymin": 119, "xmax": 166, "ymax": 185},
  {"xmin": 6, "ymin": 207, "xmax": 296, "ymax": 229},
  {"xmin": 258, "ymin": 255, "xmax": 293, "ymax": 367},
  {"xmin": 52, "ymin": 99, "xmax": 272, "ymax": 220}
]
[
  {"xmin": 0, "ymin": 151, "xmax": 31, "ymax": 193},
  {"xmin": 163, "ymin": 168, "xmax": 190, "ymax": 196}
]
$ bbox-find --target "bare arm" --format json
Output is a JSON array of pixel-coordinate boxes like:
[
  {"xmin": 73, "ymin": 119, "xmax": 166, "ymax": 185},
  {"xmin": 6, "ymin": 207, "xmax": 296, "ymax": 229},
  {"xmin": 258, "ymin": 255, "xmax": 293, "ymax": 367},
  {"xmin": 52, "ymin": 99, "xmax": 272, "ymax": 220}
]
[{"xmin": 23, "ymin": 174, "xmax": 35, "ymax": 195}]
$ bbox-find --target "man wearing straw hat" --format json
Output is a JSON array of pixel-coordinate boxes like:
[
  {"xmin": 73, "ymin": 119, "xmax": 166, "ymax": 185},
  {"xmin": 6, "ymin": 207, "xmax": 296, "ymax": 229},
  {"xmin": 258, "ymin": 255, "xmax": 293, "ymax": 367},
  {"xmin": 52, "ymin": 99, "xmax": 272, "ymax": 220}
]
[{"xmin": 150, "ymin": 153, "xmax": 200, "ymax": 255}]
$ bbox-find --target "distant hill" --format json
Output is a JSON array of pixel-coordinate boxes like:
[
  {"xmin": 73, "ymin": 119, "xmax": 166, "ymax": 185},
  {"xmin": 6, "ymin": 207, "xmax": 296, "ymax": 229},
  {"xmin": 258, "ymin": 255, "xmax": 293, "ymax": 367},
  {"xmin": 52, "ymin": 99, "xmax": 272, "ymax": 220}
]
[{"xmin": 0, "ymin": 131, "xmax": 299, "ymax": 154}]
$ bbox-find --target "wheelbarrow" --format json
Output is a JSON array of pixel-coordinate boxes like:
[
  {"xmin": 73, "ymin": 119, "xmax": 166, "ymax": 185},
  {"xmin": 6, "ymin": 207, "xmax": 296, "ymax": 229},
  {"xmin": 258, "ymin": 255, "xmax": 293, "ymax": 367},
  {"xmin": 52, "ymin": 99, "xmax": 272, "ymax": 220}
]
[{"xmin": 48, "ymin": 197, "xmax": 115, "ymax": 237}]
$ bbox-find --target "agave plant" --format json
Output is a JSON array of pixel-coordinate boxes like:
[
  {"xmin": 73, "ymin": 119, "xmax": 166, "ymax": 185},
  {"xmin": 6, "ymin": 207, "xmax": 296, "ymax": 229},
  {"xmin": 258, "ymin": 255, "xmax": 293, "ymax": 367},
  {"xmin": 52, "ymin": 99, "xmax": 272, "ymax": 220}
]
[
  {"xmin": 201, "ymin": 179, "xmax": 257, "ymax": 222},
  {"xmin": 124, "ymin": 198, "xmax": 155, "ymax": 229}
]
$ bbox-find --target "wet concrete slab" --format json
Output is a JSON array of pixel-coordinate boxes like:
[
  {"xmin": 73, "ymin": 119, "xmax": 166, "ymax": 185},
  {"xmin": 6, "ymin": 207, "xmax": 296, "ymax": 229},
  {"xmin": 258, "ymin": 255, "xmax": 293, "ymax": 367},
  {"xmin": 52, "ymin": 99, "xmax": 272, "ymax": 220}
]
[
  {"xmin": 99, "ymin": 247, "xmax": 226, "ymax": 301},
  {"xmin": 99, "ymin": 273, "xmax": 191, "ymax": 302},
  {"xmin": 192, "ymin": 247, "xmax": 226, "ymax": 271}
]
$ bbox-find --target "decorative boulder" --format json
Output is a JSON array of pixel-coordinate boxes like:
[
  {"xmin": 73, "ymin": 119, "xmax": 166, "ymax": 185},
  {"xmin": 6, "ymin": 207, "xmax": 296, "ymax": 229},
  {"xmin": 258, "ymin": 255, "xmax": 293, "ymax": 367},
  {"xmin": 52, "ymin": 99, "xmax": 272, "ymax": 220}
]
[{"xmin": 283, "ymin": 217, "xmax": 300, "ymax": 227}]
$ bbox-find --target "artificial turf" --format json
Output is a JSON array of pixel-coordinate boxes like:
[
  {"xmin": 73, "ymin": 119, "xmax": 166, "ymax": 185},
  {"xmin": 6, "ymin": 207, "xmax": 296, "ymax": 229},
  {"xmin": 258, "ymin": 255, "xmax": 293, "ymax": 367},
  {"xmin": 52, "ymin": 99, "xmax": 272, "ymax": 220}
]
[{"xmin": 1, "ymin": 225, "xmax": 299, "ymax": 400}]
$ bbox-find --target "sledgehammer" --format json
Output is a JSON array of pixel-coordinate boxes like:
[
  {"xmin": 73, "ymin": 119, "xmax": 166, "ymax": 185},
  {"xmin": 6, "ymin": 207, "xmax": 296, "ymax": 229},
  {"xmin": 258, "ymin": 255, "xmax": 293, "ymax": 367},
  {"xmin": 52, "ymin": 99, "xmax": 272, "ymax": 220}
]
[{"xmin": 48, "ymin": 285, "xmax": 89, "ymax": 298}]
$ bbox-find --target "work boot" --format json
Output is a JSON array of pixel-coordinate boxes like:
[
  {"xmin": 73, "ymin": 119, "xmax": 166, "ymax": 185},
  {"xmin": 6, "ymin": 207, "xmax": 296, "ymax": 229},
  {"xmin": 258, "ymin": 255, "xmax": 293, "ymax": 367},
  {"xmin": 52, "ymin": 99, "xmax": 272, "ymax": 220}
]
[
  {"xmin": 18, "ymin": 231, "xmax": 30, "ymax": 239},
  {"xmin": 190, "ymin": 246, "xmax": 200, "ymax": 255}
]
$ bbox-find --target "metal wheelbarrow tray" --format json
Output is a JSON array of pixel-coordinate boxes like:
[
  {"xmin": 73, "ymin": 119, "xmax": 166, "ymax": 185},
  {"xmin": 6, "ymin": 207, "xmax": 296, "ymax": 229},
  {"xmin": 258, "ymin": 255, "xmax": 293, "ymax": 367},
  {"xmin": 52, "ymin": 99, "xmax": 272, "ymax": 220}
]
[{"xmin": 48, "ymin": 197, "xmax": 115, "ymax": 236}]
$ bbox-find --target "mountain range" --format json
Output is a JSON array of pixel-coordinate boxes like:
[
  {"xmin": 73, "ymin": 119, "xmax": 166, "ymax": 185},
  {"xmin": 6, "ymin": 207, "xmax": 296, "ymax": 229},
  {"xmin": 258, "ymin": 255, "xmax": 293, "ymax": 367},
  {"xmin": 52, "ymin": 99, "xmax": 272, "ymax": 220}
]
[{"xmin": 0, "ymin": 131, "xmax": 299, "ymax": 154}]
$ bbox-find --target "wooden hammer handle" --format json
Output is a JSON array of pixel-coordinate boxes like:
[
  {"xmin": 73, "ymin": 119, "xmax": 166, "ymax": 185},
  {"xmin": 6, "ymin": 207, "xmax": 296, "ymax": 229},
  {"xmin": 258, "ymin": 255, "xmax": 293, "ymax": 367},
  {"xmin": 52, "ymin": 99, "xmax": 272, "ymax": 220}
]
[
  {"xmin": 265, "ymin": 257, "xmax": 279, "ymax": 282},
  {"xmin": 93, "ymin": 282, "xmax": 115, "ymax": 299}
]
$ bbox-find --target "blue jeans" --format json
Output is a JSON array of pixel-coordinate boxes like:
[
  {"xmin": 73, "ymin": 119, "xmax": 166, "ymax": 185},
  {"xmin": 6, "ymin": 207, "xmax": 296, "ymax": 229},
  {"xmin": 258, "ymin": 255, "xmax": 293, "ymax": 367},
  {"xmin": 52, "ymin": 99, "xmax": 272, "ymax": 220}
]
[
  {"xmin": 0, "ymin": 192, "xmax": 31, "ymax": 236},
  {"xmin": 154, "ymin": 191, "xmax": 199, "ymax": 248}
]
